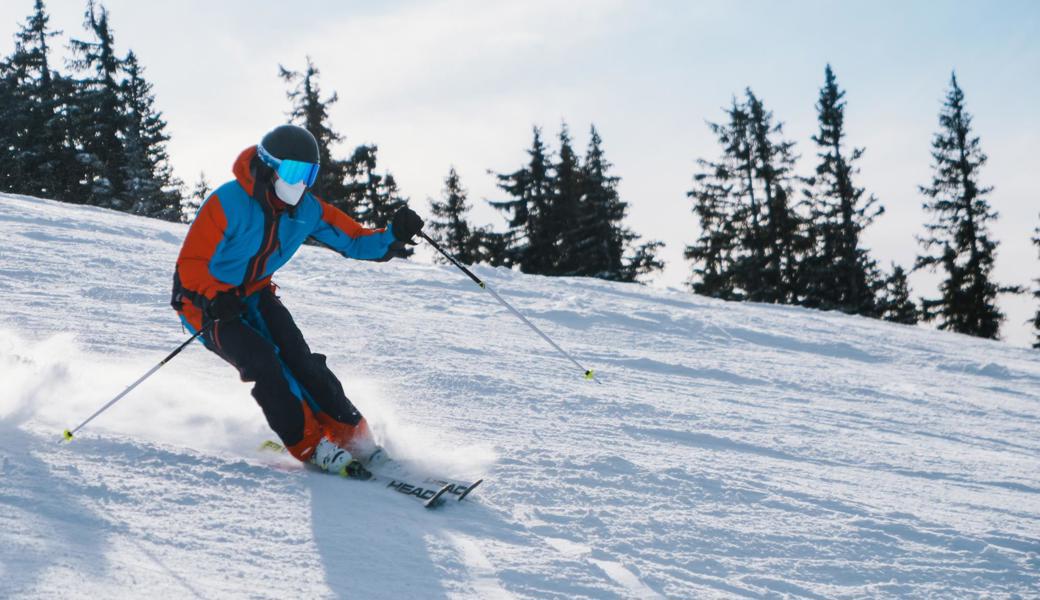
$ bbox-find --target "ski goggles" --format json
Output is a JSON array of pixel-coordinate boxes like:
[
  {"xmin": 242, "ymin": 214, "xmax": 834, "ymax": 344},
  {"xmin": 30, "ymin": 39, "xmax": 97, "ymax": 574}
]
[{"xmin": 257, "ymin": 143, "xmax": 320, "ymax": 187}]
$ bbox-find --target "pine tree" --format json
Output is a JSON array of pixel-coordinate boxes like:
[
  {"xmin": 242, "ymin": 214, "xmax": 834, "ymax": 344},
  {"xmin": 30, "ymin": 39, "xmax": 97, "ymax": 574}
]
[
  {"xmin": 574, "ymin": 125, "xmax": 662, "ymax": 282},
  {"xmin": 745, "ymin": 90, "xmax": 805, "ymax": 303},
  {"xmin": 428, "ymin": 167, "xmax": 480, "ymax": 264},
  {"xmin": 2, "ymin": 1, "xmax": 181, "ymax": 215},
  {"xmin": 517, "ymin": 126, "xmax": 557, "ymax": 275},
  {"xmin": 915, "ymin": 73, "xmax": 1020, "ymax": 339},
  {"xmin": 486, "ymin": 124, "xmax": 661, "ymax": 280},
  {"xmin": 342, "ymin": 144, "xmax": 379, "ymax": 220},
  {"xmin": 476, "ymin": 230, "xmax": 513, "ymax": 267},
  {"xmin": 575, "ymin": 125, "xmax": 624, "ymax": 277},
  {"xmin": 69, "ymin": 0, "xmax": 126, "ymax": 209},
  {"xmin": 373, "ymin": 173, "xmax": 409, "ymax": 230},
  {"xmin": 120, "ymin": 51, "xmax": 181, "ymax": 220},
  {"xmin": 374, "ymin": 173, "xmax": 412, "ymax": 257},
  {"xmin": 1, "ymin": 0, "xmax": 91, "ymax": 205},
  {"xmin": 48, "ymin": 73, "xmax": 91, "ymax": 203},
  {"xmin": 684, "ymin": 100, "xmax": 743, "ymax": 299},
  {"xmin": 341, "ymin": 144, "xmax": 411, "ymax": 256},
  {"xmin": 279, "ymin": 58, "xmax": 350, "ymax": 207},
  {"xmin": 0, "ymin": 52, "xmax": 26, "ymax": 195},
  {"xmin": 800, "ymin": 65, "xmax": 883, "ymax": 315},
  {"xmin": 876, "ymin": 264, "xmax": 919, "ymax": 325},
  {"xmin": 0, "ymin": 0, "xmax": 76, "ymax": 200},
  {"xmin": 343, "ymin": 144, "xmax": 382, "ymax": 222},
  {"xmin": 552, "ymin": 123, "xmax": 585, "ymax": 275},
  {"xmin": 619, "ymin": 240, "xmax": 665, "ymax": 282},
  {"xmin": 686, "ymin": 90, "xmax": 804, "ymax": 302},
  {"xmin": 489, "ymin": 127, "xmax": 556, "ymax": 273},
  {"xmin": 182, "ymin": 171, "xmax": 209, "ymax": 223}
]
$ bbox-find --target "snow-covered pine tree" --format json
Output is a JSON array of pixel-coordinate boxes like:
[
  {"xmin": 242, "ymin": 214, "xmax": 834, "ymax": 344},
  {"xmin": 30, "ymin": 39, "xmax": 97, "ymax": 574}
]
[
  {"xmin": 181, "ymin": 171, "xmax": 209, "ymax": 223},
  {"xmin": 876, "ymin": 264, "xmax": 919, "ymax": 325},
  {"xmin": 279, "ymin": 58, "xmax": 350, "ymax": 209},
  {"xmin": 0, "ymin": 61, "xmax": 16, "ymax": 190},
  {"xmin": 69, "ymin": 0, "xmax": 127, "ymax": 209},
  {"xmin": 800, "ymin": 65, "xmax": 883, "ymax": 315},
  {"xmin": 47, "ymin": 73, "xmax": 90, "ymax": 204},
  {"xmin": 687, "ymin": 90, "xmax": 803, "ymax": 303},
  {"xmin": 1, "ymin": 0, "xmax": 65, "ymax": 199},
  {"xmin": 0, "ymin": 42, "xmax": 28, "ymax": 195},
  {"xmin": 915, "ymin": 73, "xmax": 1020, "ymax": 339},
  {"xmin": 428, "ymin": 167, "xmax": 480, "ymax": 264},
  {"xmin": 120, "ymin": 51, "xmax": 181, "ymax": 221}
]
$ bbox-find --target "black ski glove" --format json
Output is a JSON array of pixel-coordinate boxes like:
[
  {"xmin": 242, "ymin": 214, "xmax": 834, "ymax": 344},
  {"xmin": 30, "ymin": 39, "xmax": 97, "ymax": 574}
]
[
  {"xmin": 377, "ymin": 240, "xmax": 412, "ymax": 262},
  {"xmin": 391, "ymin": 206, "xmax": 424, "ymax": 244},
  {"xmin": 206, "ymin": 291, "xmax": 243, "ymax": 322}
]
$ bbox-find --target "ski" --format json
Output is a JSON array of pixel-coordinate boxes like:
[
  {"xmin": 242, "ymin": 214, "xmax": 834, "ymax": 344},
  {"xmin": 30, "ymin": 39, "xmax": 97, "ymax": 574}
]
[
  {"xmin": 363, "ymin": 452, "xmax": 483, "ymax": 503},
  {"xmin": 419, "ymin": 475, "xmax": 483, "ymax": 503},
  {"xmin": 383, "ymin": 477, "xmax": 454, "ymax": 509},
  {"xmin": 258, "ymin": 440, "xmax": 476, "ymax": 508},
  {"xmin": 458, "ymin": 478, "xmax": 483, "ymax": 501}
]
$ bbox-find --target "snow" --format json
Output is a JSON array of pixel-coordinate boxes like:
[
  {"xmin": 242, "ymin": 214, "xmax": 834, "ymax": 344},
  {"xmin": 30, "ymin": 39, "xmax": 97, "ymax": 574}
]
[{"xmin": 1, "ymin": 193, "xmax": 1039, "ymax": 599}]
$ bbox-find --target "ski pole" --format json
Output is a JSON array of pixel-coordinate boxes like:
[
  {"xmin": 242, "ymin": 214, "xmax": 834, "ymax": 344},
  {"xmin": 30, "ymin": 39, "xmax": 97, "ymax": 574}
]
[
  {"xmin": 419, "ymin": 231, "xmax": 599, "ymax": 383},
  {"xmin": 62, "ymin": 323, "xmax": 211, "ymax": 442}
]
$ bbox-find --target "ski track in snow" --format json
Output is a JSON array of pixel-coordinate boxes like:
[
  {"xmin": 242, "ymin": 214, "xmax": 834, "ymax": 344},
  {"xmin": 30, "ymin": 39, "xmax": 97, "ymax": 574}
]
[{"xmin": 1, "ymin": 194, "xmax": 1039, "ymax": 599}]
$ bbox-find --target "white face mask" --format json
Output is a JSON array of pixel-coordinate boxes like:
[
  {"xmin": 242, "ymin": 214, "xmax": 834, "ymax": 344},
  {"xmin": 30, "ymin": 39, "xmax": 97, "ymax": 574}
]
[{"xmin": 273, "ymin": 177, "xmax": 307, "ymax": 206}]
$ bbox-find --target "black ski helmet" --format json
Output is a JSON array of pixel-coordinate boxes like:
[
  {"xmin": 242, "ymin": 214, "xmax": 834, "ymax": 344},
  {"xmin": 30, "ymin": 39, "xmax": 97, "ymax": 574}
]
[{"xmin": 259, "ymin": 125, "xmax": 320, "ymax": 164}]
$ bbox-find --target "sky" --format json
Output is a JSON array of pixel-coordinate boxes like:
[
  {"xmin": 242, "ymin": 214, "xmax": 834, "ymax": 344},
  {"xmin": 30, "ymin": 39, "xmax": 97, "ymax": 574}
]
[{"xmin": 2, "ymin": 0, "xmax": 1039, "ymax": 345}]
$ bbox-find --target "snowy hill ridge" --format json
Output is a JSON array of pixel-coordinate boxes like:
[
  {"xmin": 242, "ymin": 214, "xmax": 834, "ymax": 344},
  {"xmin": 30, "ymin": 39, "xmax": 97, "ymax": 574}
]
[{"xmin": 1, "ymin": 193, "xmax": 1038, "ymax": 599}]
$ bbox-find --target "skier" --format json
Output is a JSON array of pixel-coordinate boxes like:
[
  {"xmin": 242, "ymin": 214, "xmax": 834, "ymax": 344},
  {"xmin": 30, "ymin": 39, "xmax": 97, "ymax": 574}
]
[{"xmin": 170, "ymin": 125, "xmax": 423, "ymax": 479}]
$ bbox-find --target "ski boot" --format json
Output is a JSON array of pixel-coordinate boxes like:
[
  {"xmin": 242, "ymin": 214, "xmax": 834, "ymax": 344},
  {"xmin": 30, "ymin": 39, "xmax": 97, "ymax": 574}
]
[
  {"xmin": 364, "ymin": 445, "xmax": 390, "ymax": 468},
  {"xmin": 310, "ymin": 437, "xmax": 372, "ymax": 480}
]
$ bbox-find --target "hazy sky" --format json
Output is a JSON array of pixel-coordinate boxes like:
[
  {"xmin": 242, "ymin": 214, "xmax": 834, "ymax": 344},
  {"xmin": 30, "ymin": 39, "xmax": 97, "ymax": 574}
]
[{"xmin": 3, "ymin": 0, "xmax": 1038, "ymax": 345}]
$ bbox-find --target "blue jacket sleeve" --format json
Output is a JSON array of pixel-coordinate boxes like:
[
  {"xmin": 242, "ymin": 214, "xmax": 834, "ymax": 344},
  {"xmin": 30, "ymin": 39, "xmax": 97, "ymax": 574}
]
[{"xmin": 309, "ymin": 197, "xmax": 397, "ymax": 260}]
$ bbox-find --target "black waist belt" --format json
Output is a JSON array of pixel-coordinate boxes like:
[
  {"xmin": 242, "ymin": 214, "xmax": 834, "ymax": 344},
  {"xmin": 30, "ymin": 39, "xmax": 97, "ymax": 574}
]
[{"xmin": 170, "ymin": 268, "xmax": 204, "ymax": 312}]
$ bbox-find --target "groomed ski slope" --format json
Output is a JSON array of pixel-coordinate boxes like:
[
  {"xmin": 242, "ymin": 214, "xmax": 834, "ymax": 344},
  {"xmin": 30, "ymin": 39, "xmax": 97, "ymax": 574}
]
[{"xmin": 1, "ymin": 193, "xmax": 1038, "ymax": 599}]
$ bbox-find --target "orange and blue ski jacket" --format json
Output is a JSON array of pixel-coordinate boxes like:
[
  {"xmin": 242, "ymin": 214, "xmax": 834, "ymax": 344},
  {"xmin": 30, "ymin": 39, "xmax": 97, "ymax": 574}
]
[{"xmin": 172, "ymin": 146, "xmax": 396, "ymax": 328}]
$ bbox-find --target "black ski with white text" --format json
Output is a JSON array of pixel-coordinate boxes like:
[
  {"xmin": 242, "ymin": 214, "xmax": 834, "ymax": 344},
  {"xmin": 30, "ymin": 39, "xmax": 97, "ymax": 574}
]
[
  {"xmin": 365, "ymin": 448, "xmax": 484, "ymax": 504},
  {"xmin": 259, "ymin": 440, "xmax": 482, "ymax": 509}
]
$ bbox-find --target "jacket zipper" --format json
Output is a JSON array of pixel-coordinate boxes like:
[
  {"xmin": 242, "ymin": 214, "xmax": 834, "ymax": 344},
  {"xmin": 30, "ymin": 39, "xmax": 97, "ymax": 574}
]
[{"xmin": 246, "ymin": 198, "xmax": 280, "ymax": 286}]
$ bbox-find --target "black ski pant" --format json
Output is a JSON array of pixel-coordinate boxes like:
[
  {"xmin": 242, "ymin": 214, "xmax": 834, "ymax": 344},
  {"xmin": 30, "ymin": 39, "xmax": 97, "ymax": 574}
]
[{"xmin": 200, "ymin": 287, "xmax": 362, "ymax": 448}]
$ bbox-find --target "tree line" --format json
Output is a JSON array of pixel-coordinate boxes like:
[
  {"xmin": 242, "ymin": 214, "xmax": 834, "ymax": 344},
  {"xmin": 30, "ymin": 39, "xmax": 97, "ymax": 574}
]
[
  {"xmin": 265, "ymin": 57, "xmax": 662, "ymax": 279},
  {"xmin": 1, "ymin": 1, "xmax": 1038, "ymax": 346},
  {"xmin": 427, "ymin": 124, "xmax": 664, "ymax": 282},
  {"xmin": 0, "ymin": 0, "xmax": 181, "ymax": 220},
  {"xmin": 686, "ymin": 65, "xmax": 1035, "ymax": 345},
  {"xmin": 0, "ymin": 1, "xmax": 660, "ymax": 279}
]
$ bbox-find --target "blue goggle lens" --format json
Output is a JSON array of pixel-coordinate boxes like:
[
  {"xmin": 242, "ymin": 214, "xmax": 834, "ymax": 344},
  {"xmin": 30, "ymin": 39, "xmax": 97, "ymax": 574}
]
[
  {"xmin": 257, "ymin": 143, "xmax": 319, "ymax": 186},
  {"xmin": 277, "ymin": 159, "xmax": 320, "ymax": 186}
]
